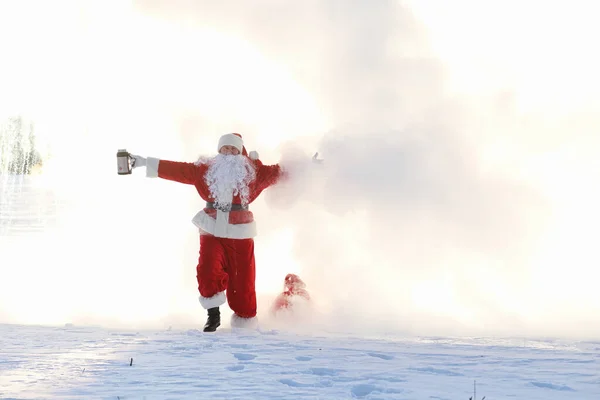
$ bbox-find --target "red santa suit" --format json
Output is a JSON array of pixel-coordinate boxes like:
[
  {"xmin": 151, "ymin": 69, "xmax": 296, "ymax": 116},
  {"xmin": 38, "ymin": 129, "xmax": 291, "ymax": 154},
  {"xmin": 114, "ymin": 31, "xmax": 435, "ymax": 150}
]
[{"xmin": 144, "ymin": 135, "xmax": 284, "ymax": 321}]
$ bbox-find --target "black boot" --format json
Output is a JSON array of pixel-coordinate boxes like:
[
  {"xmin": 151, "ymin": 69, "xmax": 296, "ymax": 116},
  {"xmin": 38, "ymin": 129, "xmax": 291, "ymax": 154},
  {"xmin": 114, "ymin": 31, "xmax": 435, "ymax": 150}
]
[{"xmin": 203, "ymin": 307, "xmax": 220, "ymax": 332}]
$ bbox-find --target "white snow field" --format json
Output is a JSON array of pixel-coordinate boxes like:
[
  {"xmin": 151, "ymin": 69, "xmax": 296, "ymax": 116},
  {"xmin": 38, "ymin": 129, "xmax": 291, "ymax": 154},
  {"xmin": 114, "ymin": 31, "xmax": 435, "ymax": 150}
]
[{"xmin": 1, "ymin": 323, "xmax": 600, "ymax": 399}]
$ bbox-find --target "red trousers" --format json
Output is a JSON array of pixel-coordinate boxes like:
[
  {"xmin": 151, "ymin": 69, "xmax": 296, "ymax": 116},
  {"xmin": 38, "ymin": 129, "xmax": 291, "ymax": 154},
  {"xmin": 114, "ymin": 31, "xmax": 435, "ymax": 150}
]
[{"xmin": 196, "ymin": 235, "xmax": 256, "ymax": 318}]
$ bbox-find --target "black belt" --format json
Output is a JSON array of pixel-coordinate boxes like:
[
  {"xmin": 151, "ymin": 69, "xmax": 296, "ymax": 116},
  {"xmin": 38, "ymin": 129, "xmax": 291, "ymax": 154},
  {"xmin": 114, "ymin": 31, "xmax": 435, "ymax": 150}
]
[{"xmin": 205, "ymin": 202, "xmax": 248, "ymax": 212}]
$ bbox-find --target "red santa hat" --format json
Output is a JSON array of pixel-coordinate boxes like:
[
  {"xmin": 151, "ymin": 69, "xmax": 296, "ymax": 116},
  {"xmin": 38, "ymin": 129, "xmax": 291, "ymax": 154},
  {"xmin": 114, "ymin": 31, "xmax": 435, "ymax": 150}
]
[
  {"xmin": 218, "ymin": 133, "xmax": 259, "ymax": 160},
  {"xmin": 284, "ymin": 273, "xmax": 306, "ymax": 290}
]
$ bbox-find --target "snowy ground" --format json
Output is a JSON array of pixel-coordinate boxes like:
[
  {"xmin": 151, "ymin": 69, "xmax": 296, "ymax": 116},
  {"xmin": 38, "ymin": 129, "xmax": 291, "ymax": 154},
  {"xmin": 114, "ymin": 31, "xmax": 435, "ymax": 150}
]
[
  {"xmin": 1, "ymin": 323, "xmax": 599, "ymax": 399},
  {"xmin": 2, "ymin": 178, "xmax": 600, "ymax": 399}
]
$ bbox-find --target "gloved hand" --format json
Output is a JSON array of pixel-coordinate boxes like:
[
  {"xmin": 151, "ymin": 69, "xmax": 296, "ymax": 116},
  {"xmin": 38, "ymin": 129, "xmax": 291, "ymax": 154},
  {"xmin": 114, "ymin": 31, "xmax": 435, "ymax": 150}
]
[
  {"xmin": 312, "ymin": 152, "xmax": 324, "ymax": 164},
  {"xmin": 130, "ymin": 154, "xmax": 147, "ymax": 168}
]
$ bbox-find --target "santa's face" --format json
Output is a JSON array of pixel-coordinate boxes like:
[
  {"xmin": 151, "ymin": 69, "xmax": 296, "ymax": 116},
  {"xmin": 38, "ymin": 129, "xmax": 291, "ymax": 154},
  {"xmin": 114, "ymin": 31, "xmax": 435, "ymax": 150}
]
[{"xmin": 219, "ymin": 145, "xmax": 240, "ymax": 155}]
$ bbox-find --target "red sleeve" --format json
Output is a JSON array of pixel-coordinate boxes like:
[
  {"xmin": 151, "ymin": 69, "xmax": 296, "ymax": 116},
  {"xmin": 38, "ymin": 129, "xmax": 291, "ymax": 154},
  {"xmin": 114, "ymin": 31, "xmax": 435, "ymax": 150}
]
[
  {"xmin": 254, "ymin": 160, "xmax": 286, "ymax": 189},
  {"xmin": 158, "ymin": 160, "xmax": 204, "ymax": 185}
]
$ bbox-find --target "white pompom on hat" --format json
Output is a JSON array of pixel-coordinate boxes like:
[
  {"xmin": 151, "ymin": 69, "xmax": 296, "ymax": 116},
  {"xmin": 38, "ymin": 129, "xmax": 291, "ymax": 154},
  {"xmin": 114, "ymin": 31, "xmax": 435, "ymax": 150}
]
[{"xmin": 217, "ymin": 133, "xmax": 259, "ymax": 160}]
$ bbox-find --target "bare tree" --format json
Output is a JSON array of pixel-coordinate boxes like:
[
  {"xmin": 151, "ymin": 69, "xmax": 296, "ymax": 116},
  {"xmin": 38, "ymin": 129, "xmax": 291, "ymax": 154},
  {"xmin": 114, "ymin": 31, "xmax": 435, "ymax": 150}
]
[{"xmin": 0, "ymin": 116, "xmax": 42, "ymax": 175}]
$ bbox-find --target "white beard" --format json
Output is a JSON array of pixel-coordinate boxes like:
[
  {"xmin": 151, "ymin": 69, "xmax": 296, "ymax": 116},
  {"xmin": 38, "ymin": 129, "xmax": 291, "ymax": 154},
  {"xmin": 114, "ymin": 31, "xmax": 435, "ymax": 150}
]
[{"xmin": 205, "ymin": 154, "xmax": 256, "ymax": 208}]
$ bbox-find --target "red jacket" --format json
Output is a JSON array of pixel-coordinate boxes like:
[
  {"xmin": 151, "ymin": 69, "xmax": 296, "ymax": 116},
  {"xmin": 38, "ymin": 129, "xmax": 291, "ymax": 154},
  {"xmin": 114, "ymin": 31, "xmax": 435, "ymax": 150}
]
[{"xmin": 146, "ymin": 156, "xmax": 283, "ymax": 239}]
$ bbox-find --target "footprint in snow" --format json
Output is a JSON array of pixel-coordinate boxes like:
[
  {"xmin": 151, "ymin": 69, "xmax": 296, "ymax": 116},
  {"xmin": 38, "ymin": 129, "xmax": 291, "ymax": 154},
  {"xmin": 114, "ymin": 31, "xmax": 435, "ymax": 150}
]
[
  {"xmin": 408, "ymin": 367, "xmax": 463, "ymax": 377},
  {"xmin": 226, "ymin": 365, "xmax": 245, "ymax": 372},
  {"xmin": 279, "ymin": 379, "xmax": 314, "ymax": 388},
  {"xmin": 367, "ymin": 352, "xmax": 394, "ymax": 360},
  {"xmin": 351, "ymin": 383, "xmax": 376, "ymax": 398},
  {"xmin": 307, "ymin": 367, "xmax": 340, "ymax": 376},
  {"xmin": 279, "ymin": 379, "xmax": 332, "ymax": 388},
  {"xmin": 530, "ymin": 381, "xmax": 575, "ymax": 391},
  {"xmin": 233, "ymin": 353, "xmax": 257, "ymax": 361}
]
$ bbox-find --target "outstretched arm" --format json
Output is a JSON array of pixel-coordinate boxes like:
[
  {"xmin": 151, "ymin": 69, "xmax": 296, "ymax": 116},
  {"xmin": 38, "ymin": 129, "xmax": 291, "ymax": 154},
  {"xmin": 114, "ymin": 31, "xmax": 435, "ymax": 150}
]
[
  {"xmin": 253, "ymin": 151, "xmax": 322, "ymax": 188},
  {"xmin": 132, "ymin": 155, "xmax": 202, "ymax": 185},
  {"xmin": 254, "ymin": 159, "xmax": 286, "ymax": 189}
]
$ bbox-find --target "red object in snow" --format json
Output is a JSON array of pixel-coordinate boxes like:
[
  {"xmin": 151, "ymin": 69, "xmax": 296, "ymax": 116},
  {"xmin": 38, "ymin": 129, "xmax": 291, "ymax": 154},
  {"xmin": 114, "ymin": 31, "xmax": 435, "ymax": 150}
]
[{"xmin": 271, "ymin": 274, "xmax": 311, "ymax": 313}]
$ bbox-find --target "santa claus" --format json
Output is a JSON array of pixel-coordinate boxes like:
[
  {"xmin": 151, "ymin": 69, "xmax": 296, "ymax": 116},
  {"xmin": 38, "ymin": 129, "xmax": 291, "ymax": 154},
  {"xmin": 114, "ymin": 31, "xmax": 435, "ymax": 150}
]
[{"xmin": 130, "ymin": 133, "xmax": 286, "ymax": 332}]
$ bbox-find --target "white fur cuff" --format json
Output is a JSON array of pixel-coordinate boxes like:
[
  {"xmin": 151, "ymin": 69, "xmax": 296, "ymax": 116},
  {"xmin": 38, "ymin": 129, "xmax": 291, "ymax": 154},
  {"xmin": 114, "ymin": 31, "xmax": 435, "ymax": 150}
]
[
  {"xmin": 198, "ymin": 291, "xmax": 226, "ymax": 309},
  {"xmin": 146, "ymin": 157, "xmax": 160, "ymax": 178},
  {"xmin": 230, "ymin": 314, "xmax": 258, "ymax": 329}
]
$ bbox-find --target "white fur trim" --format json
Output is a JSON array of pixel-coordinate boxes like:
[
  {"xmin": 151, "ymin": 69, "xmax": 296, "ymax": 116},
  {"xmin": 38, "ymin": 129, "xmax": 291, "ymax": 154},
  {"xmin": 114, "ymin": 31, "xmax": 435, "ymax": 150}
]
[
  {"xmin": 192, "ymin": 210, "xmax": 257, "ymax": 239},
  {"xmin": 198, "ymin": 291, "xmax": 226, "ymax": 309},
  {"xmin": 146, "ymin": 157, "xmax": 160, "ymax": 178},
  {"xmin": 213, "ymin": 209, "xmax": 229, "ymax": 237},
  {"xmin": 248, "ymin": 150, "xmax": 259, "ymax": 160},
  {"xmin": 218, "ymin": 134, "xmax": 243, "ymax": 153},
  {"xmin": 230, "ymin": 314, "xmax": 258, "ymax": 329}
]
